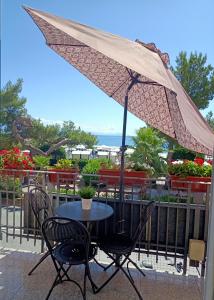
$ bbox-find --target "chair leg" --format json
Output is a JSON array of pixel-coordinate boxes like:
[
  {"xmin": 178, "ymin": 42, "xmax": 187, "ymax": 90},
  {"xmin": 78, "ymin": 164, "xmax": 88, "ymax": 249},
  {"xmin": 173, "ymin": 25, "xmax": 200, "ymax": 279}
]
[
  {"xmin": 28, "ymin": 251, "xmax": 50, "ymax": 275},
  {"xmin": 120, "ymin": 266, "xmax": 143, "ymax": 300},
  {"xmin": 127, "ymin": 257, "xmax": 146, "ymax": 277},
  {"xmin": 103, "ymin": 260, "xmax": 115, "ymax": 271},
  {"xmin": 86, "ymin": 263, "xmax": 98, "ymax": 292},
  {"xmin": 95, "ymin": 266, "xmax": 120, "ymax": 294},
  {"xmin": 60, "ymin": 264, "xmax": 72, "ymax": 281},
  {"xmin": 54, "ymin": 263, "xmax": 87, "ymax": 299},
  {"xmin": 82, "ymin": 267, "xmax": 87, "ymax": 300},
  {"xmin": 93, "ymin": 256, "xmax": 115, "ymax": 272},
  {"xmin": 93, "ymin": 256, "xmax": 106, "ymax": 270},
  {"xmin": 45, "ymin": 267, "xmax": 62, "ymax": 300},
  {"xmin": 95, "ymin": 252, "xmax": 144, "ymax": 300}
]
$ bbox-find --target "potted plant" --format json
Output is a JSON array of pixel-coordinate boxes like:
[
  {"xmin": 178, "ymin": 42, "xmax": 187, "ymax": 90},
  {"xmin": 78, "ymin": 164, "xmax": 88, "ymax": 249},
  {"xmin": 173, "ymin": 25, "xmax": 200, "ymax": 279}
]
[
  {"xmin": 0, "ymin": 147, "xmax": 34, "ymax": 177},
  {"xmin": 82, "ymin": 158, "xmax": 111, "ymax": 185},
  {"xmin": 168, "ymin": 158, "xmax": 212, "ymax": 192},
  {"xmin": 33, "ymin": 155, "xmax": 50, "ymax": 170},
  {"xmin": 78, "ymin": 186, "xmax": 96, "ymax": 210},
  {"xmin": 48, "ymin": 159, "xmax": 78, "ymax": 184}
]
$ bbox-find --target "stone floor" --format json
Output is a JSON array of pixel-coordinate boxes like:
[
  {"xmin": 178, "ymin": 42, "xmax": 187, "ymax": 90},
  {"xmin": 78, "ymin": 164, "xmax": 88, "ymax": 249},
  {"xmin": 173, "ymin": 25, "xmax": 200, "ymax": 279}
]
[{"xmin": 0, "ymin": 248, "xmax": 203, "ymax": 300}]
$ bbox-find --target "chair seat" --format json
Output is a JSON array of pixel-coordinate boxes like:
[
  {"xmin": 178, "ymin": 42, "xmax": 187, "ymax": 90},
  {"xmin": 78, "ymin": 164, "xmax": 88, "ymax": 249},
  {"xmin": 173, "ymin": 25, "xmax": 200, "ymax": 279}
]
[
  {"xmin": 53, "ymin": 242, "xmax": 97, "ymax": 265},
  {"xmin": 98, "ymin": 234, "xmax": 133, "ymax": 255}
]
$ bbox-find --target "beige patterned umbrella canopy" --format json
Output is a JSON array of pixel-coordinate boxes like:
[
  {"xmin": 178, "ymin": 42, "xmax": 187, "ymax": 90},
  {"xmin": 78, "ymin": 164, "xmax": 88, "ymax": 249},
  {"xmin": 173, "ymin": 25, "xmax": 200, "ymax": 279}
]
[{"xmin": 24, "ymin": 6, "xmax": 214, "ymax": 155}]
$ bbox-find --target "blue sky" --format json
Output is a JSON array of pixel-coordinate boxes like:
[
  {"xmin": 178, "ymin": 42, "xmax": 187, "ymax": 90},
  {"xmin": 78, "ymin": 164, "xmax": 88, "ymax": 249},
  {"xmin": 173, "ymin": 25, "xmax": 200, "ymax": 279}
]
[{"xmin": 1, "ymin": 0, "xmax": 214, "ymax": 135}]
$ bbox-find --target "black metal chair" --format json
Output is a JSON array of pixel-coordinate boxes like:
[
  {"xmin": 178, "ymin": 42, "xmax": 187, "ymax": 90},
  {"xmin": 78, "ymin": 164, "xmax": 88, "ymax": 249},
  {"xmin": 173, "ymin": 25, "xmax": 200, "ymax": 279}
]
[
  {"xmin": 42, "ymin": 217, "xmax": 97, "ymax": 300},
  {"xmin": 95, "ymin": 200, "xmax": 155, "ymax": 300},
  {"xmin": 28, "ymin": 187, "xmax": 53, "ymax": 275}
]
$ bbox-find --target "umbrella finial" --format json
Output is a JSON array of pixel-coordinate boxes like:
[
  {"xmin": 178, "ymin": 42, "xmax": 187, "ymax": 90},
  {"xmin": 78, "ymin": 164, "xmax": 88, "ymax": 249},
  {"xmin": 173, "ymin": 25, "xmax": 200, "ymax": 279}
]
[{"xmin": 135, "ymin": 39, "xmax": 170, "ymax": 67}]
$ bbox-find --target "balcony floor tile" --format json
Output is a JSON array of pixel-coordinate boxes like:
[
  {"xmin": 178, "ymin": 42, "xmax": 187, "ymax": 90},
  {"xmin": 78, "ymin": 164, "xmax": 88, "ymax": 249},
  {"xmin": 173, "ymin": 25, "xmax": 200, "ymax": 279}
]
[{"xmin": 0, "ymin": 248, "xmax": 203, "ymax": 300}]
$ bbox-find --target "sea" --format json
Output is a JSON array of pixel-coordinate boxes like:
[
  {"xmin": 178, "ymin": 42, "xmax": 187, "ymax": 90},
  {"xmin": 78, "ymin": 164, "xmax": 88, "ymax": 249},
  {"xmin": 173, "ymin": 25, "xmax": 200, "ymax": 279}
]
[{"xmin": 96, "ymin": 135, "xmax": 134, "ymax": 147}]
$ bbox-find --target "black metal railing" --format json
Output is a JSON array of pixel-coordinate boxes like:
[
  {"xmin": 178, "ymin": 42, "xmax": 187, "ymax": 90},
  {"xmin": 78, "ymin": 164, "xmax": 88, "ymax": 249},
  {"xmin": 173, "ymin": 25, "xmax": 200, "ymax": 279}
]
[{"xmin": 0, "ymin": 169, "xmax": 210, "ymax": 276}]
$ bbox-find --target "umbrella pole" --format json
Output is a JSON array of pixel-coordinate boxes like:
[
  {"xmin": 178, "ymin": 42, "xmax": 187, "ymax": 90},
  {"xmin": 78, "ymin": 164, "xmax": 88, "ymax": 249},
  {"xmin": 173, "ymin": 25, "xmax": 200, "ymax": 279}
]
[
  {"xmin": 119, "ymin": 92, "xmax": 128, "ymax": 203},
  {"xmin": 204, "ymin": 151, "xmax": 214, "ymax": 300},
  {"xmin": 119, "ymin": 78, "xmax": 138, "ymax": 232},
  {"xmin": 118, "ymin": 93, "xmax": 128, "ymax": 232}
]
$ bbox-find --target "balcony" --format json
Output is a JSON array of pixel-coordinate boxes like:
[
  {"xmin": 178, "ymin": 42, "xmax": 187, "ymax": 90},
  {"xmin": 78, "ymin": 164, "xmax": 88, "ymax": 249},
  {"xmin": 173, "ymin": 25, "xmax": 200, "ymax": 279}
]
[
  {"xmin": 0, "ymin": 248, "xmax": 203, "ymax": 300},
  {"xmin": 0, "ymin": 170, "xmax": 210, "ymax": 299}
]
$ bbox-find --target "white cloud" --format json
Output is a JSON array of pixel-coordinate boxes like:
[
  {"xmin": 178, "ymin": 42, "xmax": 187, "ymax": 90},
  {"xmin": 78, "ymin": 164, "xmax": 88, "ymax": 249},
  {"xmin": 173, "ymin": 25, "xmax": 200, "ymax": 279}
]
[{"xmin": 36, "ymin": 118, "xmax": 64, "ymax": 126}]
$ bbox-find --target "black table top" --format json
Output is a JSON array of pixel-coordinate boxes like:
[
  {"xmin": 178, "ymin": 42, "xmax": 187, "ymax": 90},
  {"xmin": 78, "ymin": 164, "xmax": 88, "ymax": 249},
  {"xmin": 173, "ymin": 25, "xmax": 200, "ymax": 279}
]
[{"xmin": 55, "ymin": 201, "xmax": 114, "ymax": 222}]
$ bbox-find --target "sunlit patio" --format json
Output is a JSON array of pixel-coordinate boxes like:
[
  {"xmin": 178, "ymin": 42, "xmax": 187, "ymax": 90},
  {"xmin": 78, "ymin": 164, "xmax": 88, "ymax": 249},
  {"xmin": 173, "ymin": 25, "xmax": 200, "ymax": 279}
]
[{"xmin": 0, "ymin": 169, "xmax": 209, "ymax": 299}]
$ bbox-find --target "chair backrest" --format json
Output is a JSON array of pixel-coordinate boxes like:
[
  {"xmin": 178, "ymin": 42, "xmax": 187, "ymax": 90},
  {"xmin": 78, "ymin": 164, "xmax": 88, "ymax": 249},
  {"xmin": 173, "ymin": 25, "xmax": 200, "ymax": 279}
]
[
  {"xmin": 131, "ymin": 200, "xmax": 155, "ymax": 252},
  {"xmin": 29, "ymin": 187, "xmax": 53, "ymax": 228},
  {"xmin": 42, "ymin": 217, "xmax": 90, "ymax": 256}
]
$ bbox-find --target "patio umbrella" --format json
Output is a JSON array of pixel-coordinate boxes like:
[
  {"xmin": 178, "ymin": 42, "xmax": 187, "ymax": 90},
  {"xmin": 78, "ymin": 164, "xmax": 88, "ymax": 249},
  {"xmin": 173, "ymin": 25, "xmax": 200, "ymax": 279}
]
[
  {"xmin": 24, "ymin": 8, "xmax": 214, "ymax": 298},
  {"xmin": 23, "ymin": 6, "xmax": 214, "ymax": 190}
]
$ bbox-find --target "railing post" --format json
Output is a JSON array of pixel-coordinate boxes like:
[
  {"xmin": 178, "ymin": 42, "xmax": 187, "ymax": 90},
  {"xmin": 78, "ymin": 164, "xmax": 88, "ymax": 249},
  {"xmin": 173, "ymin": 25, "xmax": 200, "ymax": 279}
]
[
  {"xmin": 204, "ymin": 158, "xmax": 214, "ymax": 300},
  {"xmin": 0, "ymin": 191, "xmax": 2, "ymax": 240},
  {"xmin": 183, "ymin": 183, "xmax": 191, "ymax": 275}
]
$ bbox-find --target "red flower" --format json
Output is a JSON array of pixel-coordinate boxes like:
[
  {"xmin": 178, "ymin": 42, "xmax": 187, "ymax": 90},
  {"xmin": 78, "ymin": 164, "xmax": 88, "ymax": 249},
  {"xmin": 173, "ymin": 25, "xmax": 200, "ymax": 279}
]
[
  {"xmin": 13, "ymin": 147, "xmax": 21, "ymax": 154},
  {"xmin": 194, "ymin": 157, "xmax": 204, "ymax": 166},
  {"xmin": 0, "ymin": 147, "xmax": 35, "ymax": 171},
  {"xmin": 0, "ymin": 150, "xmax": 8, "ymax": 155}
]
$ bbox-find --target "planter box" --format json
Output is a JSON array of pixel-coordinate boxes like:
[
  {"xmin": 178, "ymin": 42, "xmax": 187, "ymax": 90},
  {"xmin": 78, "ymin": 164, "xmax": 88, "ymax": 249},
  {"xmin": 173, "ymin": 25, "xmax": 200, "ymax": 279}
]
[
  {"xmin": 0, "ymin": 169, "xmax": 30, "ymax": 177},
  {"xmin": 170, "ymin": 175, "xmax": 211, "ymax": 192},
  {"xmin": 98, "ymin": 169, "xmax": 148, "ymax": 187},
  {"xmin": 48, "ymin": 168, "xmax": 78, "ymax": 184}
]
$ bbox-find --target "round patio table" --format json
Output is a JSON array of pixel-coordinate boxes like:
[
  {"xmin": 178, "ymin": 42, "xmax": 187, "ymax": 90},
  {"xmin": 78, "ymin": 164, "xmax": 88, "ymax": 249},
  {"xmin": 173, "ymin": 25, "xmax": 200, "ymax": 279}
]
[{"xmin": 55, "ymin": 200, "xmax": 113, "ymax": 223}]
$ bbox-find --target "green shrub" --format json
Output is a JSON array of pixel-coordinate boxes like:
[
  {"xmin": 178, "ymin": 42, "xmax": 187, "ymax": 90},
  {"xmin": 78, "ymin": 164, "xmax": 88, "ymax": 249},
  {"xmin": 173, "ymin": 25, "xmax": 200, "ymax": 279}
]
[
  {"xmin": 151, "ymin": 194, "xmax": 193, "ymax": 204},
  {"xmin": 54, "ymin": 159, "xmax": 73, "ymax": 169},
  {"xmin": 33, "ymin": 155, "xmax": 50, "ymax": 170},
  {"xmin": 51, "ymin": 187, "xmax": 75, "ymax": 195},
  {"xmin": 130, "ymin": 127, "xmax": 167, "ymax": 176},
  {"xmin": 168, "ymin": 161, "xmax": 212, "ymax": 177},
  {"xmin": 71, "ymin": 159, "xmax": 88, "ymax": 171},
  {"xmin": 172, "ymin": 147, "xmax": 196, "ymax": 161},
  {"xmin": 82, "ymin": 158, "xmax": 112, "ymax": 185},
  {"xmin": 78, "ymin": 186, "xmax": 96, "ymax": 199},
  {"xmin": 0, "ymin": 176, "xmax": 22, "ymax": 198}
]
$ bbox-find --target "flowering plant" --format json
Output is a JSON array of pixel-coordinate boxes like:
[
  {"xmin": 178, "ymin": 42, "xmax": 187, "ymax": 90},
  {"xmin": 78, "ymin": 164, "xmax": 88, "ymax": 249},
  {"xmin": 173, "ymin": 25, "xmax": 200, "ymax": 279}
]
[
  {"xmin": 0, "ymin": 148, "xmax": 34, "ymax": 170},
  {"xmin": 168, "ymin": 157, "xmax": 212, "ymax": 177},
  {"xmin": 54, "ymin": 159, "xmax": 73, "ymax": 169}
]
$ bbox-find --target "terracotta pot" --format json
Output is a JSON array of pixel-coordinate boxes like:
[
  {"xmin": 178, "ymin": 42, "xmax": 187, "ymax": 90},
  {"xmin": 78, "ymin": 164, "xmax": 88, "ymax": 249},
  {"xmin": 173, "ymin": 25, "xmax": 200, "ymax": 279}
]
[
  {"xmin": 48, "ymin": 168, "xmax": 78, "ymax": 184},
  {"xmin": 0, "ymin": 169, "xmax": 28, "ymax": 177},
  {"xmin": 170, "ymin": 175, "xmax": 211, "ymax": 192},
  {"xmin": 98, "ymin": 169, "xmax": 148, "ymax": 186}
]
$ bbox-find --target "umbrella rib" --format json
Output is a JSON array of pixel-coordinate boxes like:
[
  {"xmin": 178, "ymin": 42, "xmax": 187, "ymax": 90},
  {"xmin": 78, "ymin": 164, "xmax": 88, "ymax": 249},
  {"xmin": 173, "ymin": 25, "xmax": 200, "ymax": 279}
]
[
  {"xmin": 110, "ymin": 68, "xmax": 139, "ymax": 98},
  {"xmin": 127, "ymin": 69, "xmax": 163, "ymax": 86},
  {"xmin": 138, "ymin": 80, "xmax": 163, "ymax": 86},
  {"xmin": 110, "ymin": 78, "xmax": 163, "ymax": 98},
  {"xmin": 110, "ymin": 77, "xmax": 131, "ymax": 98},
  {"xmin": 48, "ymin": 43, "xmax": 89, "ymax": 47}
]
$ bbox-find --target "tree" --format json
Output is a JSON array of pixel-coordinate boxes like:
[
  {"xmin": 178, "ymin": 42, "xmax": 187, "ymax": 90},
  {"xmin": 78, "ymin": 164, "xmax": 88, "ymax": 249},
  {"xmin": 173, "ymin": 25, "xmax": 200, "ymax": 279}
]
[
  {"xmin": 1, "ymin": 79, "xmax": 97, "ymax": 154},
  {"xmin": 162, "ymin": 51, "xmax": 214, "ymax": 160},
  {"xmin": 59, "ymin": 121, "xmax": 97, "ymax": 148},
  {"xmin": 130, "ymin": 127, "xmax": 167, "ymax": 176},
  {"xmin": 171, "ymin": 51, "xmax": 214, "ymax": 109},
  {"xmin": 206, "ymin": 111, "xmax": 214, "ymax": 130},
  {"xmin": 0, "ymin": 79, "xmax": 27, "ymax": 149},
  {"xmin": 12, "ymin": 117, "xmax": 97, "ymax": 156}
]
